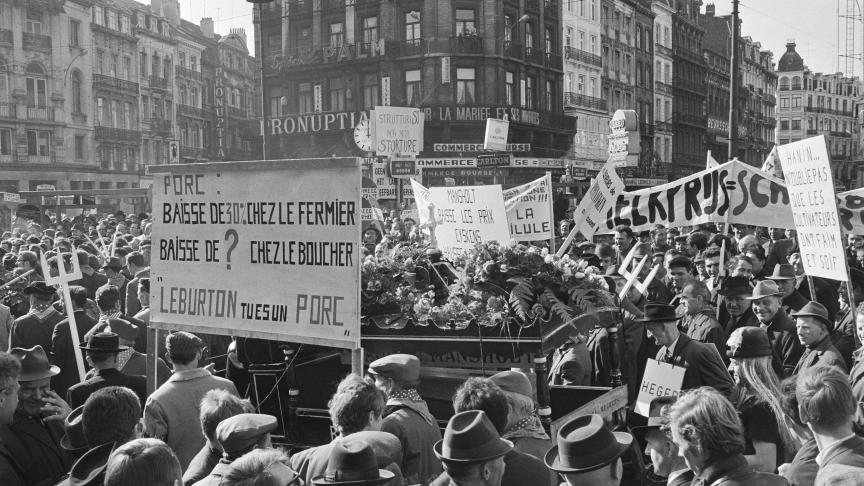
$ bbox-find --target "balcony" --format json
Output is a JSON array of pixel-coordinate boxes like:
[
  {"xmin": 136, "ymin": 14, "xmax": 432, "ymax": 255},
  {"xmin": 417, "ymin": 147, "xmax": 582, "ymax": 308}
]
[
  {"xmin": 393, "ymin": 39, "xmax": 428, "ymax": 57},
  {"xmin": 0, "ymin": 102, "xmax": 15, "ymax": 119},
  {"xmin": 180, "ymin": 145, "xmax": 204, "ymax": 158},
  {"xmin": 831, "ymin": 131, "xmax": 852, "ymax": 138},
  {"xmin": 655, "ymin": 43, "xmax": 673, "ymax": 57},
  {"xmin": 673, "ymin": 46, "xmax": 704, "ymax": 65},
  {"xmin": 525, "ymin": 47, "xmax": 544, "ymax": 65},
  {"xmin": 545, "ymin": 52, "xmax": 563, "ymax": 70},
  {"xmin": 564, "ymin": 92, "xmax": 607, "ymax": 111},
  {"xmin": 93, "ymin": 74, "xmax": 139, "ymax": 93},
  {"xmin": 503, "ymin": 41, "xmax": 524, "ymax": 60},
  {"xmin": 655, "ymin": 120, "xmax": 674, "ymax": 132},
  {"xmin": 95, "ymin": 126, "xmax": 141, "ymax": 142},
  {"xmin": 565, "ymin": 47, "xmax": 602, "ymax": 67},
  {"xmin": 655, "ymin": 81, "xmax": 674, "ymax": 96},
  {"xmin": 807, "ymin": 129, "xmax": 818, "ymax": 135},
  {"xmin": 148, "ymin": 76, "xmax": 169, "ymax": 91},
  {"xmin": 175, "ymin": 65, "xmax": 202, "ymax": 81},
  {"xmin": 143, "ymin": 117, "xmax": 173, "ymax": 134},
  {"xmin": 450, "ymin": 36, "xmax": 483, "ymax": 54},
  {"xmin": 640, "ymin": 122, "xmax": 655, "ymax": 136},
  {"xmin": 674, "ymin": 76, "xmax": 705, "ymax": 95},
  {"xmin": 26, "ymin": 106, "xmax": 54, "ymax": 121},
  {"xmin": 23, "ymin": 32, "xmax": 51, "ymax": 52},
  {"xmin": 673, "ymin": 111, "xmax": 707, "ymax": 127},
  {"xmin": 0, "ymin": 29, "xmax": 12, "ymax": 47},
  {"xmin": 764, "ymin": 117, "xmax": 776, "ymax": 126},
  {"xmin": 177, "ymin": 104, "xmax": 207, "ymax": 119},
  {"xmin": 28, "ymin": 155, "xmax": 52, "ymax": 165}
]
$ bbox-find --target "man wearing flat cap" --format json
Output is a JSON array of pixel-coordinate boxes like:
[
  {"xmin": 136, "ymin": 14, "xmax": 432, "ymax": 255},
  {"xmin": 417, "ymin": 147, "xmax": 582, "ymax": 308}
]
[
  {"xmin": 368, "ymin": 353, "xmax": 442, "ymax": 485},
  {"xmin": 792, "ymin": 302, "xmax": 847, "ymax": 375},
  {"xmin": 9, "ymin": 281, "xmax": 63, "ymax": 353},
  {"xmin": 435, "ymin": 410, "xmax": 512, "ymax": 486},
  {"xmin": 545, "ymin": 413, "xmax": 632, "ymax": 486},
  {"xmin": 641, "ymin": 303, "xmax": 734, "ymax": 397},
  {"xmin": 67, "ymin": 332, "xmax": 147, "ymax": 409},
  {"xmin": 489, "ymin": 370, "xmax": 551, "ymax": 461},
  {"xmin": 192, "ymin": 413, "xmax": 278, "ymax": 486},
  {"xmin": 0, "ymin": 345, "xmax": 74, "ymax": 485},
  {"xmin": 145, "ymin": 331, "xmax": 238, "ymax": 471}
]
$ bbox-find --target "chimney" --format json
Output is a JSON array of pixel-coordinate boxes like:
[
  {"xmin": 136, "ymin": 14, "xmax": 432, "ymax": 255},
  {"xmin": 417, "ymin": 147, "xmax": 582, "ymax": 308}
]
[
  {"xmin": 201, "ymin": 17, "xmax": 214, "ymax": 39},
  {"xmin": 705, "ymin": 3, "xmax": 715, "ymax": 16},
  {"xmin": 230, "ymin": 27, "xmax": 247, "ymax": 47}
]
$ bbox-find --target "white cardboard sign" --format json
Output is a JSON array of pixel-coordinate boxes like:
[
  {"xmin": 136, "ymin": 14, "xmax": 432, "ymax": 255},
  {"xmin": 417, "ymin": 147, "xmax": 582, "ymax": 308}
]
[
  {"xmin": 372, "ymin": 106, "xmax": 424, "ymax": 157},
  {"xmin": 636, "ymin": 358, "xmax": 686, "ymax": 417},
  {"xmin": 483, "ymin": 118, "xmax": 510, "ymax": 151},
  {"xmin": 503, "ymin": 174, "xmax": 552, "ymax": 241}
]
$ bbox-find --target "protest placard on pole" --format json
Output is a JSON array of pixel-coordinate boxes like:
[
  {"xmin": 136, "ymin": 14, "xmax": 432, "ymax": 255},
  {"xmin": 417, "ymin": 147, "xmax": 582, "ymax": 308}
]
[
  {"xmin": 371, "ymin": 106, "xmax": 424, "ymax": 157},
  {"xmin": 149, "ymin": 159, "xmax": 362, "ymax": 352},
  {"xmin": 636, "ymin": 359, "xmax": 686, "ymax": 416},
  {"xmin": 503, "ymin": 174, "xmax": 552, "ymax": 242},
  {"xmin": 40, "ymin": 251, "xmax": 86, "ymax": 383},
  {"xmin": 777, "ymin": 136, "xmax": 847, "ymax": 281},
  {"xmin": 557, "ymin": 160, "xmax": 625, "ymax": 257},
  {"xmin": 547, "ymin": 172, "xmax": 556, "ymax": 254}
]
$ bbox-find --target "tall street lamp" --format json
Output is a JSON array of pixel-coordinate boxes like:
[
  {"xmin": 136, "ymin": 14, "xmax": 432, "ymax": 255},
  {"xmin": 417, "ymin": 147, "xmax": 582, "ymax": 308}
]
[{"xmin": 247, "ymin": 0, "xmax": 274, "ymax": 160}]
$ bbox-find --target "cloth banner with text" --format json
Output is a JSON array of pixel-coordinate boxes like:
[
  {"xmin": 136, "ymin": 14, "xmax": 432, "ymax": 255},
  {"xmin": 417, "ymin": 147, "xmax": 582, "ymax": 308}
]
[
  {"xmin": 503, "ymin": 174, "xmax": 553, "ymax": 242},
  {"xmin": 601, "ymin": 160, "xmax": 794, "ymax": 233},
  {"xmin": 411, "ymin": 180, "xmax": 510, "ymax": 259},
  {"xmin": 636, "ymin": 358, "xmax": 686, "ymax": 417}
]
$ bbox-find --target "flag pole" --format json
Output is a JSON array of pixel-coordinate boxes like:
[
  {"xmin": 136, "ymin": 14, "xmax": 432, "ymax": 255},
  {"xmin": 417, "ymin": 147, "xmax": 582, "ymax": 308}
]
[{"xmin": 547, "ymin": 172, "xmax": 556, "ymax": 254}]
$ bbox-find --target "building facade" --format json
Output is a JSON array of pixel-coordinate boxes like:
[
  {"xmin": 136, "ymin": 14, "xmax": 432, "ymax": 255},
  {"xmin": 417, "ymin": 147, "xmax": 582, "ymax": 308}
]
[
  {"xmin": 670, "ymin": 0, "xmax": 706, "ymax": 175},
  {"xmin": 777, "ymin": 41, "xmax": 862, "ymax": 190},
  {"xmin": 652, "ymin": 0, "xmax": 674, "ymax": 168},
  {"xmin": 259, "ymin": 0, "xmax": 576, "ymax": 192}
]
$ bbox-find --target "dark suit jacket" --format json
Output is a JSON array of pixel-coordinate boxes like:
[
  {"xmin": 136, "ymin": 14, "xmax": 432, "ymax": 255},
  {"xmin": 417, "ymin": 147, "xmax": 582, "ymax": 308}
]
[
  {"xmin": 71, "ymin": 272, "xmax": 108, "ymax": 300},
  {"xmin": 85, "ymin": 314, "xmax": 147, "ymax": 354},
  {"xmin": 793, "ymin": 336, "xmax": 847, "ymax": 375},
  {"xmin": 761, "ymin": 308, "xmax": 805, "ymax": 377},
  {"xmin": 50, "ymin": 309, "xmax": 95, "ymax": 398},
  {"xmin": 798, "ymin": 276, "xmax": 840, "ymax": 323},
  {"xmin": 764, "ymin": 239, "xmax": 795, "ymax": 274},
  {"xmin": 0, "ymin": 412, "xmax": 71, "ymax": 486},
  {"xmin": 125, "ymin": 269, "xmax": 149, "ymax": 318},
  {"xmin": 84, "ymin": 351, "xmax": 171, "ymax": 389},
  {"xmin": 820, "ymin": 435, "xmax": 864, "ymax": 469},
  {"xmin": 66, "ymin": 367, "xmax": 147, "ymax": 409},
  {"xmin": 0, "ymin": 438, "xmax": 26, "ymax": 486},
  {"xmin": 851, "ymin": 351, "xmax": 864, "ymax": 429},
  {"xmin": 548, "ymin": 342, "xmax": 591, "ymax": 386},
  {"xmin": 655, "ymin": 333, "xmax": 734, "ymax": 398},
  {"xmin": 9, "ymin": 309, "xmax": 64, "ymax": 353}
]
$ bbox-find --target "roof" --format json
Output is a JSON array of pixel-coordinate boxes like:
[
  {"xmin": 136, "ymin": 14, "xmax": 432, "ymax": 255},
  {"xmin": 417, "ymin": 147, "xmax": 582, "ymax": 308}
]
[{"xmin": 778, "ymin": 41, "xmax": 805, "ymax": 72}]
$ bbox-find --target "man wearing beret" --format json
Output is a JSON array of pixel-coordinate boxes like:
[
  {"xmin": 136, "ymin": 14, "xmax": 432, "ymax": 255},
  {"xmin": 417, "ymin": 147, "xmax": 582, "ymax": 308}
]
[
  {"xmin": 9, "ymin": 281, "xmax": 64, "ymax": 354},
  {"xmin": 368, "ymin": 353, "xmax": 442, "ymax": 485},
  {"xmin": 145, "ymin": 331, "xmax": 238, "ymax": 470},
  {"xmin": 192, "ymin": 413, "xmax": 278, "ymax": 486}
]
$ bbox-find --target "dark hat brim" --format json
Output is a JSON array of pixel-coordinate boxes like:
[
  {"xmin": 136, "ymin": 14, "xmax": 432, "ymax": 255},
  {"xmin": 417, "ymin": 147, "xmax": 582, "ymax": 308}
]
[
  {"xmin": 544, "ymin": 431, "xmax": 633, "ymax": 473},
  {"xmin": 19, "ymin": 364, "xmax": 61, "ymax": 382},
  {"xmin": 766, "ymin": 275, "xmax": 795, "ymax": 281},
  {"xmin": 790, "ymin": 312, "xmax": 832, "ymax": 328},
  {"xmin": 635, "ymin": 315, "xmax": 682, "ymax": 324},
  {"xmin": 79, "ymin": 344, "xmax": 128, "ymax": 352},
  {"xmin": 311, "ymin": 469, "xmax": 395, "ymax": 486},
  {"xmin": 433, "ymin": 438, "xmax": 513, "ymax": 464},
  {"xmin": 718, "ymin": 288, "xmax": 752, "ymax": 297},
  {"xmin": 745, "ymin": 292, "xmax": 782, "ymax": 300},
  {"xmin": 60, "ymin": 433, "xmax": 89, "ymax": 452}
]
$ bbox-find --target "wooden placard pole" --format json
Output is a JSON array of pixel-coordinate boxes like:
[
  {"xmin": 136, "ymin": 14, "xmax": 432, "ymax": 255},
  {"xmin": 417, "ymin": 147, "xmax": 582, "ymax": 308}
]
[
  {"xmin": 351, "ymin": 348, "xmax": 364, "ymax": 375},
  {"xmin": 547, "ymin": 172, "xmax": 556, "ymax": 255},
  {"xmin": 40, "ymin": 251, "xmax": 86, "ymax": 382}
]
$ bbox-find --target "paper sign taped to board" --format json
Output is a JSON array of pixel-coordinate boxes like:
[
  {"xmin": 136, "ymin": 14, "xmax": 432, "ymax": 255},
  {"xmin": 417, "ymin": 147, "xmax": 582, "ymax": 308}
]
[
  {"xmin": 778, "ymin": 136, "xmax": 847, "ymax": 281},
  {"xmin": 572, "ymin": 160, "xmax": 625, "ymax": 240},
  {"xmin": 503, "ymin": 174, "xmax": 552, "ymax": 241},
  {"xmin": 636, "ymin": 358, "xmax": 686, "ymax": 417},
  {"xmin": 150, "ymin": 159, "xmax": 362, "ymax": 349}
]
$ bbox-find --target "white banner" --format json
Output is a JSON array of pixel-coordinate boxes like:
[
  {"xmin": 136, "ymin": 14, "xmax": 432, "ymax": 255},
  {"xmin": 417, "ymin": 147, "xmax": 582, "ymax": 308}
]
[
  {"xmin": 151, "ymin": 159, "xmax": 362, "ymax": 349},
  {"xmin": 503, "ymin": 174, "xmax": 552, "ymax": 241},
  {"xmin": 570, "ymin": 160, "xmax": 625, "ymax": 243},
  {"xmin": 778, "ymin": 136, "xmax": 847, "ymax": 281},
  {"xmin": 636, "ymin": 358, "xmax": 686, "ymax": 417}
]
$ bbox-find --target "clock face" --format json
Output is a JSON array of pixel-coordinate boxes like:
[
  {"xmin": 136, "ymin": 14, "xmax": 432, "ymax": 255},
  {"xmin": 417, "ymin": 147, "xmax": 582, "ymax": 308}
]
[{"xmin": 353, "ymin": 118, "xmax": 372, "ymax": 152}]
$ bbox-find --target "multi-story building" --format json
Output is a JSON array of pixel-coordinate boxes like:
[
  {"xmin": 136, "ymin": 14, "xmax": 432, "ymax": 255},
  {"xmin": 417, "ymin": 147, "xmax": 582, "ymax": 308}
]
[
  {"xmin": 702, "ymin": 40, "xmax": 730, "ymax": 161},
  {"xmin": 631, "ymin": 0, "xmax": 655, "ymax": 179},
  {"xmin": 258, "ymin": 0, "xmax": 575, "ymax": 191},
  {"xmin": 175, "ymin": 19, "xmax": 207, "ymax": 163},
  {"xmin": 652, "ymin": 0, "xmax": 674, "ymax": 167},
  {"xmin": 670, "ymin": 0, "xmax": 706, "ymax": 175},
  {"xmin": 777, "ymin": 40, "xmax": 862, "ymax": 190},
  {"xmin": 563, "ymin": 0, "xmax": 607, "ymax": 170},
  {"xmin": 0, "ymin": 0, "xmax": 139, "ymax": 193}
]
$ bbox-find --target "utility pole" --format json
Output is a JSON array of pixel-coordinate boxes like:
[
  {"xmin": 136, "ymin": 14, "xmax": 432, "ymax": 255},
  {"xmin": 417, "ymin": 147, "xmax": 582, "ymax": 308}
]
[
  {"xmin": 248, "ymin": 0, "xmax": 274, "ymax": 160},
  {"xmin": 728, "ymin": 0, "xmax": 740, "ymax": 160}
]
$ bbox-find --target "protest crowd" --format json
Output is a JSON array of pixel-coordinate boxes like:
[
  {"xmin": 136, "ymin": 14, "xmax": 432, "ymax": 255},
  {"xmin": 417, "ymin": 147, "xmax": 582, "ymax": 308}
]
[{"xmin": 4, "ymin": 205, "xmax": 864, "ymax": 486}]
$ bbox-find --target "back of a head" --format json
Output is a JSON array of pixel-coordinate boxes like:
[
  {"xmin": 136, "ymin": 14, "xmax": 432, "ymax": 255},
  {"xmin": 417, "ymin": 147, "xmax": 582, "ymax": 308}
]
[
  {"xmin": 96, "ymin": 285, "xmax": 121, "ymax": 312},
  {"xmin": 687, "ymin": 232, "xmax": 709, "ymax": 251},
  {"xmin": 200, "ymin": 388, "xmax": 254, "ymax": 444},
  {"xmin": 69, "ymin": 285, "xmax": 88, "ymax": 308},
  {"xmin": 104, "ymin": 438, "xmax": 182, "ymax": 486},
  {"xmin": 796, "ymin": 365, "xmax": 856, "ymax": 429},
  {"xmin": 328, "ymin": 374, "xmax": 386, "ymax": 435},
  {"xmin": 126, "ymin": 252, "xmax": 144, "ymax": 268},
  {"xmin": 221, "ymin": 449, "xmax": 296, "ymax": 486},
  {"xmin": 452, "ymin": 377, "xmax": 509, "ymax": 434},
  {"xmin": 83, "ymin": 386, "xmax": 142, "ymax": 447}
]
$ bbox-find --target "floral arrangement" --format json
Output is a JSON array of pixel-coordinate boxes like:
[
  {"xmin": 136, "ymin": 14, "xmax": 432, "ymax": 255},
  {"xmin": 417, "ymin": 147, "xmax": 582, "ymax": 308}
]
[{"xmin": 361, "ymin": 240, "xmax": 617, "ymax": 331}]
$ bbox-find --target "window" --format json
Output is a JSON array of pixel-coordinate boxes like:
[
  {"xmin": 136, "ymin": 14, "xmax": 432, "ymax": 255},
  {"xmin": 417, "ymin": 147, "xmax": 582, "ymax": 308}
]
[
  {"xmin": 362, "ymin": 74, "xmax": 378, "ymax": 110},
  {"xmin": 140, "ymin": 52, "xmax": 147, "ymax": 77},
  {"xmin": 547, "ymin": 28, "xmax": 554, "ymax": 54},
  {"xmin": 120, "ymin": 14, "xmax": 129, "ymax": 34},
  {"xmin": 111, "ymin": 55, "xmax": 118, "ymax": 78},
  {"xmin": 298, "ymin": 83, "xmax": 313, "ymax": 113},
  {"xmin": 71, "ymin": 71, "xmax": 82, "ymax": 114},
  {"xmin": 545, "ymin": 80, "xmax": 552, "ymax": 111},
  {"xmin": 180, "ymin": 85, "xmax": 187, "ymax": 105},
  {"xmin": 75, "ymin": 136, "xmax": 84, "ymax": 159},
  {"xmin": 791, "ymin": 119, "xmax": 801, "ymax": 130},
  {"xmin": 329, "ymin": 78, "xmax": 345, "ymax": 111},
  {"xmin": 163, "ymin": 58, "xmax": 171, "ymax": 80},
  {"xmin": 0, "ymin": 128, "xmax": 10, "ymax": 155},
  {"xmin": 792, "ymin": 96, "xmax": 801, "ymax": 108},
  {"xmin": 96, "ymin": 97, "xmax": 104, "ymax": 124},
  {"xmin": 329, "ymin": 22, "xmax": 344, "ymax": 48},
  {"xmin": 506, "ymin": 72, "xmax": 515, "ymax": 105},
  {"xmin": 141, "ymin": 96, "xmax": 149, "ymax": 119},
  {"xmin": 525, "ymin": 76, "xmax": 536, "ymax": 109},
  {"xmin": 70, "ymin": 20, "xmax": 80, "ymax": 47},
  {"xmin": 110, "ymin": 100, "xmax": 117, "ymax": 127},
  {"xmin": 591, "ymin": 35, "xmax": 597, "ymax": 54},
  {"xmin": 191, "ymin": 87, "xmax": 198, "ymax": 107},
  {"xmin": 124, "ymin": 57, "xmax": 132, "ymax": 80},
  {"xmin": 25, "ymin": 10, "xmax": 42, "ymax": 34},
  {"xmin": 405, "ymin": 11, "xmax": 421, "ymax": 43},
  {"xmin": 191, "ymin": 56, "xmax": 197, "ymax": 72},
  {"xmin": 363, "ymin": 17, "xmax": 378, "ymax": 45},
  {"xmin": 780, "ymin": 119, "xmax": 789, "ymax": 130},
  {"xmin": 525, "ymin": 22, "xmax": 534, "ymax": 51},
  {"xmin": 25, "ymin": 71, "xmax": 46, "ymax": 107},
  {"xmin": 179, "ymin": 52, "xmax": 186, "ymax": 68},
  {"xmin": 26, "ymin": 130, "xmax": 50, "ymax": 156},
  {"xmin": 780, "ymin": 97, "xmax": 789, "ymax": 108},
  {"xmin": 405, "ymin": 69, "xmax": 421, "ymax": 106},
  {"xmin": 455, "ymin": 9, "xmax": 476, "ymax": 36},
  {"xmin": 577, "ymin": 75, "xmax": 585, "ymax": 93},
  {"xmin": 0, "ymin": 62, "xmax": 7, "ymax": 101},
  {"xmin": 456, "ymin": 68, "xmax": 475, "ymax": 105},
  {"xmin": 124, "ymin": 102, "xmax": 132, "ymax": 129},
  {"xmin": 151, "ymin": 55, "xmax": 159, "ymax": 79},
  {"xmin": 565, "ymin": 27, "xmax": 572, "ymax": 48},
  {"xmin": 93, "ymin": 6, "xmax": 103, "ymax": 26},
  {"xmin": 590, "ymin": 77, "xmax": 597, "ymax": 97}
]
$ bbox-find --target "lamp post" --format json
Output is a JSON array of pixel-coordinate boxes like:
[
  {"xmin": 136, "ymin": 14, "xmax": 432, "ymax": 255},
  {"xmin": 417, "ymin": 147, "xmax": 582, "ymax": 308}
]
[{"xmin": 247, "ymin": 0, "xmax": 274, "ymax": 160}]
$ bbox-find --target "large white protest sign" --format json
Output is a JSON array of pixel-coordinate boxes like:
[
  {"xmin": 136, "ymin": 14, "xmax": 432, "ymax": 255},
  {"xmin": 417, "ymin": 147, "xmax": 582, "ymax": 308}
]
[
  {"xmin": 557, "ymin": 161, "xmax": 625, "ymax": 256},
  {"xmin": 503, "ymin": 174, "xmax": 552, "ymax": 241},
  {"xmin": 150, "ymin": 159, "xmax": 362, "ymax": 349},
  {"xmin": 636, "ymin": 358, "xmax": 686, "ymax": 417},
  {"xmin": 372, "ymin": 106, "xmax": 424, "ymax": 157},
  {"xmin": 601, "ymin": 160, "xmax": 795, "ymax": 233},
  {"xmin": 778, "ymin": 136, "xmax": 847, "ymax": 281},
  {"xmin": 412, "ymin": 180, "xmax": 510, "ymax": 259}
]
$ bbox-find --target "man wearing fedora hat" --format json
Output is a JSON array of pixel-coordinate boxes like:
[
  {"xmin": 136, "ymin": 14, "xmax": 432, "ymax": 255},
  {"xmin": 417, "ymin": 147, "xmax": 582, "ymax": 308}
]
[
  {"xmin": 435, "ymin": 410, "xmax": 512, "ymax": 486},
  {"xmin": 718, "ymin": 276, "xmax": 757, "ymax": 338},
  {"xmin": 748, "ymin": 280, "xmax": 804, "ymax": 376},
  {"xmin": 87, "ymin": 317, "xmax": 170, "ymax": 388},
  {"xmin": 792, "ymin": 302, "xmax": 847, "ymax": 375},
  {"xmin": 545, "ymin": 414, "xmax": 632, "ymax": 486},
  {"xmin": 767, "ymin": 263, "xmax": 810, "ymax": 315},
  {"xmin": 219, "ymin": 449, "xmax": 301, "ymax": 486},
  {"xmin": 631, "ymin": 397, "xmax": 692, "ymax": 486},
  {"xmin": 640, "ymin": 303, "xmax": 734, "ymax": 398},
  {"xmin": 67, "ymin": 332, "xmax": 147, "ymax": 409},
  {"xmin": 9, "ymin": 281, "xmax": 63, "ymax": 354},
  {"xmin": 308, "ymin": 438, "xmax": 395, "ymax": 486},
  {"xmin": 0, "ymin": 345, "xmax": 73, "ymax": 485}
]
